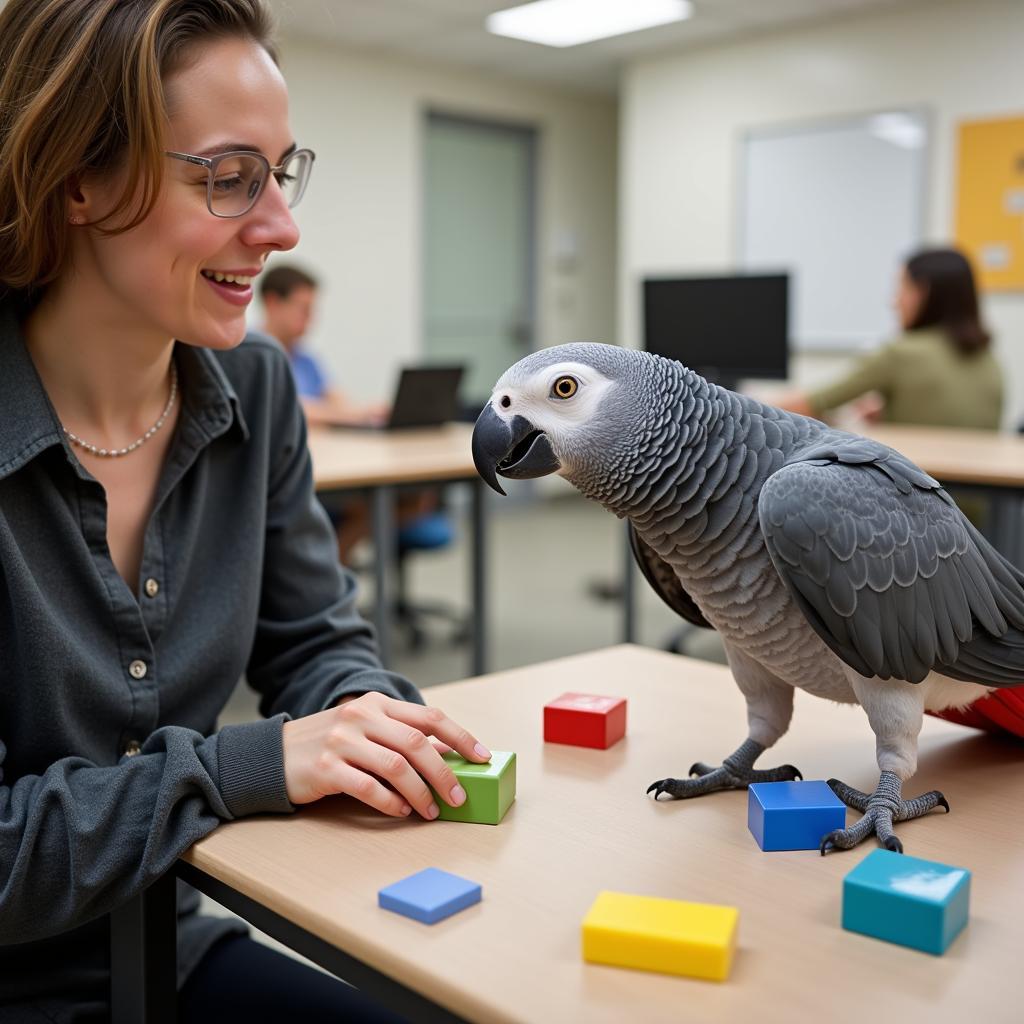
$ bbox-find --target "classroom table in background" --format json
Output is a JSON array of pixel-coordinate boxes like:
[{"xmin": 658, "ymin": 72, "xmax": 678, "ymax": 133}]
[
  {"xmin": 112, "ymin": 645, "xmax": 1024, "ymax": 1023},
  {"xmin": 863, "ymin": 423, "xmax": 1024, "ymax": 496},
  {"xmin": 622, "ymin": 423, "xmax": 1024, "ymax": 643},
  {"xmin": 307, "ymin": 423, "xmax": 488, "ymax": 673}
]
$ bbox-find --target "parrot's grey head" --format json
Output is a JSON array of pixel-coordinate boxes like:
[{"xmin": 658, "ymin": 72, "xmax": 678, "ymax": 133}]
[{"xmin": 472, "ymin": 342, "xmax": 699, "ymax": 509}]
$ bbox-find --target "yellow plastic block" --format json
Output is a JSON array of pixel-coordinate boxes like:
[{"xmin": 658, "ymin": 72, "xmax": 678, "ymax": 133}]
[{"xmin": 581, "ymin": 891, "xmax": 738, "ymax": 981}]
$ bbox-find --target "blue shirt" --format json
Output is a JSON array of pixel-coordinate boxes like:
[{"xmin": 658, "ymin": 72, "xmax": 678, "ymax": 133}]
[{"xmin": 289, "ymin": 346, "xmax": 329, "ymax": 400}]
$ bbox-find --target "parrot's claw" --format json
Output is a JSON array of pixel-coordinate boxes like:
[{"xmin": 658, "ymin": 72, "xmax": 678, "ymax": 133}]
[
  {"xmin": 647, "ymin": 750, "xmax": 802, "ymax": 801},
  {"xmin": 819, "ymin": 771, "xmax": 949, "ymax": 855},
  {"xmin": 647, "ymin": 770, "xmax": 741, "ymax": 799}
]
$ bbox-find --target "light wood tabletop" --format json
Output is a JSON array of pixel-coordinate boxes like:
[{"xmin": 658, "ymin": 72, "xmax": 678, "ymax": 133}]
[
  {"xmin": 308, "ymin": 423, "xmax": 478, "ymax": 490},
  {"xmin": 183, "ymin": 645, "xmax": 1023, "ymax": 1024},
  {"xmin": 865, "ymin": 424, "xmax": 1024, "ymax": 490}
]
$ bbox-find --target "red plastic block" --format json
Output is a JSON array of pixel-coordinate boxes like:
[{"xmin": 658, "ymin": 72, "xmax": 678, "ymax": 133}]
[{"xmin": 544, "ymin": 692, "xmax": 627, "ymax": 749}]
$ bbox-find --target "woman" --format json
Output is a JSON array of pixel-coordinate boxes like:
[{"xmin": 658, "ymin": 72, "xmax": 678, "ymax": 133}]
[
  {"xmin": 0, "ymin": 2, "xmax": 488, "ymax": 1019},
  {"xmin": 783, "ymin": 247, "xmax": 1003, "ymax": 430},
  {"xmin": 781, "ymin": 247, "xmax": 1002, "ymax": 529}
]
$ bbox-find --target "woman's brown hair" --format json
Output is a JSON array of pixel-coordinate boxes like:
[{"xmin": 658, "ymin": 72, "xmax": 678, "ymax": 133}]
[
  {"xmin": 0, "ymin": 0, "xmax": 276, "ymax": 297},
  {"xmin": 905, "ymin": 247, "xmax": 991, "ymax": 355}
]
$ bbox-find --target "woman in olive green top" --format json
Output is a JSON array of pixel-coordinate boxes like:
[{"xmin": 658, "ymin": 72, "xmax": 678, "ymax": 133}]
[
  {"xmin": 785, "ymin": 247, "xmax": 1003, "ymax": 429},
  {"xmin": 782, "ymin": 248, "xmax": 1002, "ymax": 526}
]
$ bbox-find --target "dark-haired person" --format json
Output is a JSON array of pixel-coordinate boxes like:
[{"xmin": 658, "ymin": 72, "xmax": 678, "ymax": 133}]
[
  {"xmin": 782, "ymin": 247, "xmax": 1002, "ymax": 429},
  {"xmin": 260, "ymin": 263, "xmax": 387, "ymax": 427},
  {"xmin": 779, "ymin": 247, "xmax": 1002, "ymax": 527},
  {"xmin": 0, "ymin": 2, "xmax": 489, "ymax": 1020}
]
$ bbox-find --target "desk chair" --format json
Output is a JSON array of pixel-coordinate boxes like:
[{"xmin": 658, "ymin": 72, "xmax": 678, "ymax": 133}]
[
  {"xmin": 395, "ymin": 507, "xmax": 470, "ymax": 651},
  {"xmin": 383, "ymin": 401, "xmax": 485, "ymax": 651}
]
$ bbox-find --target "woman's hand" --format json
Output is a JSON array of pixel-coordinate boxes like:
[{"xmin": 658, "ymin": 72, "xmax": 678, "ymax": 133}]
[
  {"xmin": 851, "ymin": 391, "xmax": 885, "ymax": 424},
  {"xmin": 281, "ymin": 692, "xmax": 492, "ymax": 818}
]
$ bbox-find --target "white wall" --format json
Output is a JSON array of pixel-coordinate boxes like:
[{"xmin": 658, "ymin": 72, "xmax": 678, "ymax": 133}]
[
  {"xmin": 268, "ymin": 36, "xmax": 618, "ymax": 401},
  {"xmin": 621, "ymin": 0, "xmax": 1024, "ymax": 426}
]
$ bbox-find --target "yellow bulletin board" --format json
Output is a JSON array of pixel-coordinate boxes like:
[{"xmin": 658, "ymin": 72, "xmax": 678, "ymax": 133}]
[{"xmin": 954, "ymin": 114, "xmax": 1024, "ymax": 290}]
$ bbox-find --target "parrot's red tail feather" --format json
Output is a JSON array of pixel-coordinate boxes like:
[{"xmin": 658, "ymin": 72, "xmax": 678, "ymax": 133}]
[{"xmin": 927, "ymin": 688, "xmax": 1024, "ymax": 738}]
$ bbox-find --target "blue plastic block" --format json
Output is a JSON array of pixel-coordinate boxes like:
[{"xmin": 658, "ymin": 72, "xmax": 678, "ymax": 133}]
[
  {"xmin": 378, "ymin": 867, "xmax": 482, "ymax": 925},
  {"xmin": 747, "ymin": 780, "xmax": 847, "ymax": 851},
  {"xmin": 842, "ymin": 848, "xmax": 970, "ymax": 955}
]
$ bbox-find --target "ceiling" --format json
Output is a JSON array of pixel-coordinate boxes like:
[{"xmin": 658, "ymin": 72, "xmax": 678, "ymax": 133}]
[{"xmin": 268, "ymin": 0, "xmax": 918, "ymax": 94}]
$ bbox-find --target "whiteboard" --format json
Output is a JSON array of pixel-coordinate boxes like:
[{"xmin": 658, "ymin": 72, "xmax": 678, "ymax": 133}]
[{"xmin": 739, "ymin": 110, "xmax": 928, "ymax": 350}]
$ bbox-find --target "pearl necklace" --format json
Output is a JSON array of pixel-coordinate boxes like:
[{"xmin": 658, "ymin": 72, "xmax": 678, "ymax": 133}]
[{"xmin": 63, "ymin": 361, "xmax": 178, "ymax": 458}]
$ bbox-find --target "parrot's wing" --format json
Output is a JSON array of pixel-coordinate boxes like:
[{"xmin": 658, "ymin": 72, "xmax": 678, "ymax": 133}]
[
  {"xmin": 758, "ymin": 437, "xmax": 1024, "ymax": 685},
  {"xmin": 628, "ymin": 522, "xmax": 714, "ymax": 630}
]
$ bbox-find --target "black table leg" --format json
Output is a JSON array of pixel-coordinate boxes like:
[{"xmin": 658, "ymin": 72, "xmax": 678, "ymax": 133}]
[
  {"xmin": 110, "ymin": 873, "xmax": 178, "ymax": 1024},
  {"xmin": 371, "ymin": 485, "xmax": 397, "ymax": 667},
  {"xmin": 622, "ymin": 520, "xmax": 636, "ymax": 644},
  {"xmin": 470, "ymin": 478, "xmax": 488, "ymax": 676}
]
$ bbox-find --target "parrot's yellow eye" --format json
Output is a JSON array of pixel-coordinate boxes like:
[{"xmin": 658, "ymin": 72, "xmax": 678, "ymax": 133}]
[{"xmin": 551, "ymin": 375, "xmax": 579, "ymax": 400}]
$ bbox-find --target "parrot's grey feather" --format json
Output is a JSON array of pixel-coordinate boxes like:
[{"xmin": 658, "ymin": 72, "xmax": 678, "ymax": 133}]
[
  {"xmin": 485, "ymin": 342, "xmax": 1024, "ymax": 703},
  {"xmin": 480, "ymin": 341, "xmax": 1024, "ymax": 851},
  {"xmin": 759, "ymin": 442, "xmax": 1024, "ymax": 686},
  {"xmin": 628, "ymin": 523, "xmax": 714, "ymax": 630}
]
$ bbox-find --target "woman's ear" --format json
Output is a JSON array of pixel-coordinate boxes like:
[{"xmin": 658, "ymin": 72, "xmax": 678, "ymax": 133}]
[
  {"xmin": 66, "ymin": 177, "xmax": 90, "ymax": 226},
  {"xmin": 66, "ymin": 171, "xmax": 120, "ymax": 226}
]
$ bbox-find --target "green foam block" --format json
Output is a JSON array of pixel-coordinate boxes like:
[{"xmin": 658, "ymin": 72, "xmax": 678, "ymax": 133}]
[{"xmin": 432, "ymin": 750, "xmax": 516, "ymax": 825}]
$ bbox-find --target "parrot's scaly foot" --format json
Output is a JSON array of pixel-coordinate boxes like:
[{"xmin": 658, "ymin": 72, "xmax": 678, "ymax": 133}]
[
  {"xmin": 819, "ymin": 771, "xmax": 949, "ymax": 855},
  {"xmin": 647, "ymin": 737, "xmax": 802, "ymax": 801}
]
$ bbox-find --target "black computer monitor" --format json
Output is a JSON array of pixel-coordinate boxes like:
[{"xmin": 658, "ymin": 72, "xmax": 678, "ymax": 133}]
[{"xmin": 643, "ymin": 273, "xmax": 789, "ymax": 389}]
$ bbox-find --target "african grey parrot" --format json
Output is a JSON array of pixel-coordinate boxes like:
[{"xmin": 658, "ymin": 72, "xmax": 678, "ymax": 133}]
[{"xmin": 471, "ymin": 342, "xmax": 1024, "ymax": 854}]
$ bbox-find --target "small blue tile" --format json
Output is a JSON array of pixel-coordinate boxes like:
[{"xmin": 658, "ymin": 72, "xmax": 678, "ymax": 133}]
[
  {"xmin": 748, "ymin": 780, "xmax": 847, "ymax": 851},
  {"xmin": 843, "ymin": 848, "xmax": 970, "ymax": 954},
  {"xmin": 378, "ymin": 867, "xmax": 482, "ymax": 925}
]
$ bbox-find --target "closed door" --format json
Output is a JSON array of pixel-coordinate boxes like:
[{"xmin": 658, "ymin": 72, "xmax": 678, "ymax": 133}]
[{"xmin": 423, "ymin": 113, "xmax": 537, "ymax": 408}]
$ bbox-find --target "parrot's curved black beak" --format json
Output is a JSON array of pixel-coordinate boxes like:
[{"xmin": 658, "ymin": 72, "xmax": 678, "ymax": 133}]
[{"xmin": 471, "ymin": 404, "xmax": 560, "ymax": 496}]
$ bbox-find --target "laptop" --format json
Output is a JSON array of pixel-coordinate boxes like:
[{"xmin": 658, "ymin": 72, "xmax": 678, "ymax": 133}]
[{"xmin": 338, "ymin": 365, "xmax": 465, "ymax": 431}]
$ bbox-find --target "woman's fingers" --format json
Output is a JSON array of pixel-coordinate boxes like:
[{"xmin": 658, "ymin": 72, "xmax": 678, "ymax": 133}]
[
  {"xmin": 385, "ymin": 702, "xmax": 491, "ymax": 765},
  {"xmin": 332, "ymin": 762, "xmax": 412, "ymax": 818},
  {"xmin": 365, "ymin": 718, "xmax": 467, "ymax": 813},
  {"xmin": 281, "ymin": 693, "xmax": 491, "ymax": 819},
  {"xmin": 356, "ymin": 736, "xmax": 441, "ymax": 820}
]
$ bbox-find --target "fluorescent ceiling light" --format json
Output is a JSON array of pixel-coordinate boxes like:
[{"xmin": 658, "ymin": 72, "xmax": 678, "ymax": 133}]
[{"xmin": 487, "ymin": 0, "xmax": 693, "ymax": 48}]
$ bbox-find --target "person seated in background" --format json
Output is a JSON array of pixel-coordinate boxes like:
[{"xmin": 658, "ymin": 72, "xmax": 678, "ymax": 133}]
[
  {"xmin": 781, "ymin": 246, "xmax": 1002, "ymax": 429},
  {"xmin": 260, "ymin": 264, "xmax": 387, "ymax": 427},
  {"xmin": 779, "ymin": 246, "xmax": 1003, "ymax": 526},
  {"xmin": 260, "ymin": 263, "xmax": 435, "ymax": 563}
]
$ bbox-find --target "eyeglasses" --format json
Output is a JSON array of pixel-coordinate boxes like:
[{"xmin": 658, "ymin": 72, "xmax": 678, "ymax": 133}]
[{"xmin": 165, "ymin": 148, "xmax": 316, "ymax": 218}]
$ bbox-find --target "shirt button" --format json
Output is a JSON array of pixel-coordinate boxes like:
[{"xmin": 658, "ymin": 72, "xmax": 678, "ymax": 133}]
[
  {"xmin": 124, "ymin": 740, "xmax": 142, "ymax": 757},
  {"xmin": 129, "ymin": 659, "xmax": 147, "ymax": 680},
  {"xmin": 144, "ymin": 578, "xmax": 160, "ymax": 598}
]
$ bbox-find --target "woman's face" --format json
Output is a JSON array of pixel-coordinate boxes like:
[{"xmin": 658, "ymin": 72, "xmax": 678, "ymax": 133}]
[
  {"xmin": 894, "ymin": 266, "xmax": 926, "ymax": 330},
  {"xmin": 74, "ymin": 36, "xmax": 301, "ymax": 349}
]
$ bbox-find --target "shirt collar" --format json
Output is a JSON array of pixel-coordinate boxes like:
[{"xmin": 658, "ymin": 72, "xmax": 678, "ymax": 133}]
[
  {"xmin": 178, "ymin": 341, "xmax": 251, "ymax": 446},
  {"xmin": 0, "ymin": 297, "xmax": 248, "ymax": 482}
]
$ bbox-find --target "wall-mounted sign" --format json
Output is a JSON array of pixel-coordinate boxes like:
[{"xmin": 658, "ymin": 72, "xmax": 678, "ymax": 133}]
[{"xmin": 954, "ymin": 115, "xmax": 1024, "ymax": 290}]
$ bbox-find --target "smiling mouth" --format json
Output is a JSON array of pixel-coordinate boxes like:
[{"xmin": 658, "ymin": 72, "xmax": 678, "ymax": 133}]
[
  {"xmin": 498, "ymin": 430, "xmax": 543, "ymax": 473},
  {"xmin": 201, "ymin": 270, "xmax": 254, "ymax": 288}
]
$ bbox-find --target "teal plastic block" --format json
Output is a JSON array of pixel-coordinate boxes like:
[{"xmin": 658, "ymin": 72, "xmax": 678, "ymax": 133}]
[{"xmin": 842, "ymin": 848, "xmax": 970, "ymax": 955}]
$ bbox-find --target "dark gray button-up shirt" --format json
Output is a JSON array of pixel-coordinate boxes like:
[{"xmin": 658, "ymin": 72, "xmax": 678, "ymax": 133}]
[{"xmin": 0, "ymin": 297, "xmax": 421, "ymax": 1020}]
